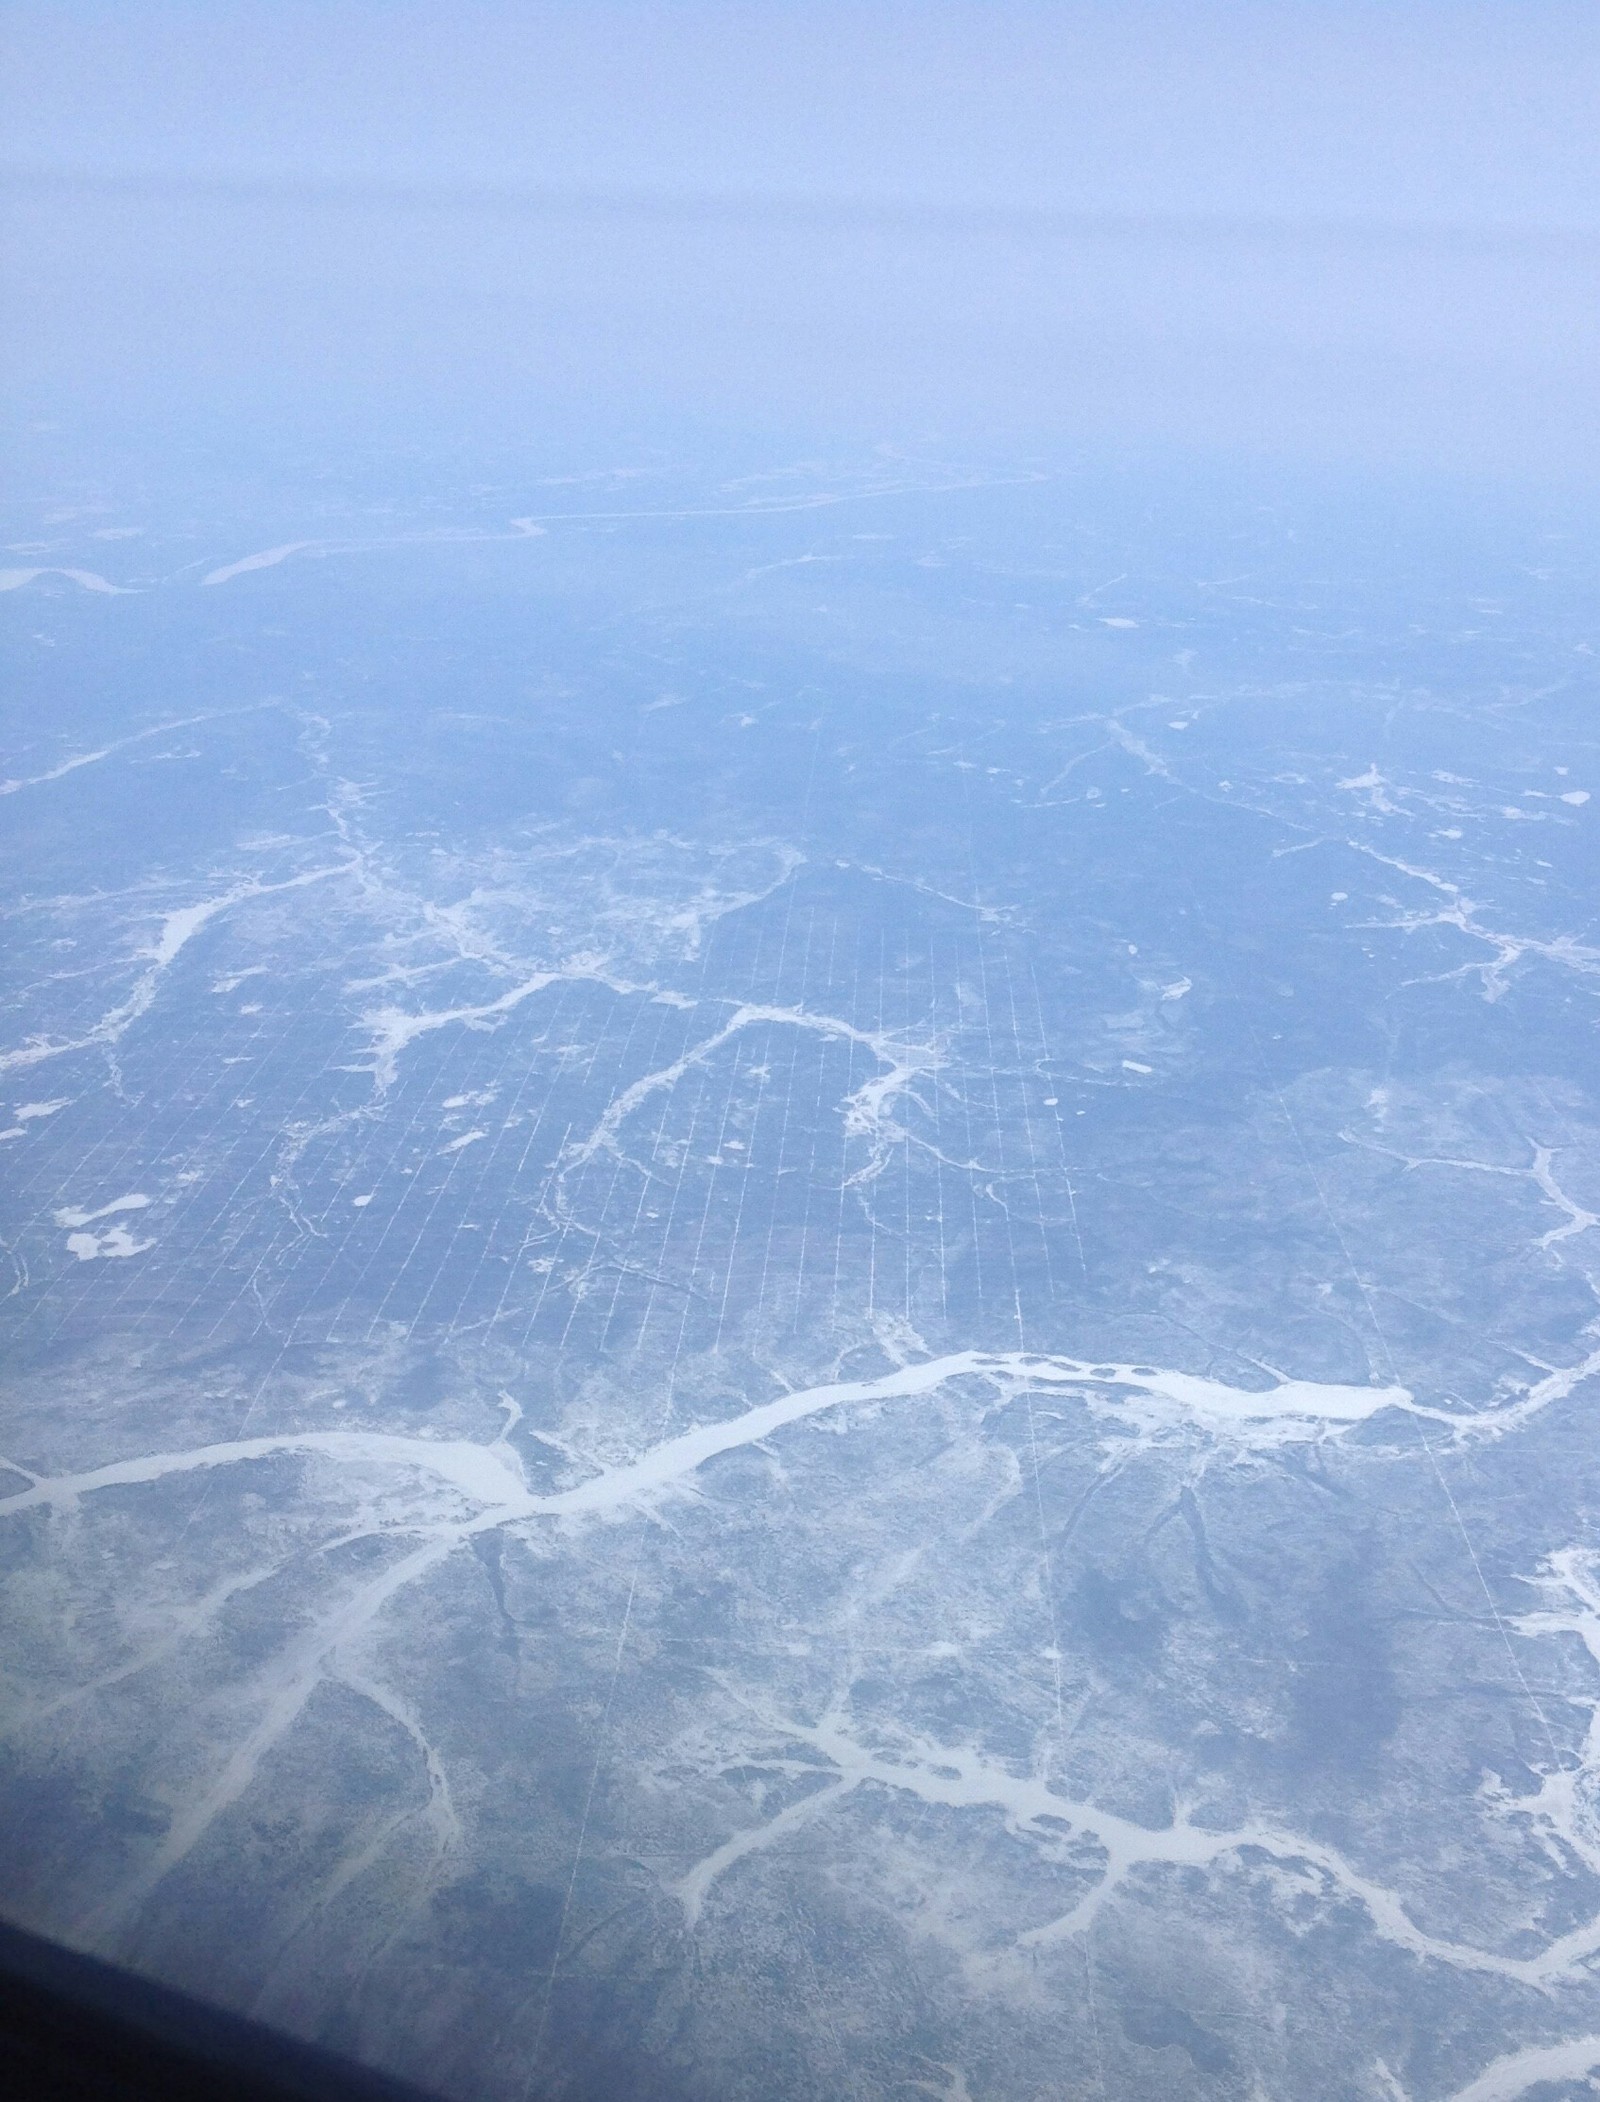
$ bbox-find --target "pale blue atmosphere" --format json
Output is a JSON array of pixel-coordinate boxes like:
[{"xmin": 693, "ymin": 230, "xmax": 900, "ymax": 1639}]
[{"xmin": 4, "ymin": 9, "xmax": 1600, "ymax": 2101}]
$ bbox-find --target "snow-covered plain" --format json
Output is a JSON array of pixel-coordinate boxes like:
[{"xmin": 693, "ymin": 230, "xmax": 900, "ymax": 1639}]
[{"xmin": 3, "ymin": 461, "xmax": 1600, "ymax": 2102}]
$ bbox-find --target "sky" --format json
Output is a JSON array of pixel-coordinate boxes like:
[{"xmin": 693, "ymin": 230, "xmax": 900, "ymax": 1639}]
[{"xmin": 3, "ymin": 2, "xmax": 1599, "ymax": 476}]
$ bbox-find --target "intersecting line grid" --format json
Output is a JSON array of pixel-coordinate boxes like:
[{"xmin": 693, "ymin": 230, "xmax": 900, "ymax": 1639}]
[{"xmin": 8, "ymin": 871, "xmax": 1085, "ymax": 1386}]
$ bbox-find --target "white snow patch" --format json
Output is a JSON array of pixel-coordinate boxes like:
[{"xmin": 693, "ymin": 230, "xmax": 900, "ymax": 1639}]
[
  {"xmin": 201, "ymin": 543, "xmax": 311, "ymax": 587},
  {"xmin": 54, "ymin": 1193, "xmax": 151, "ymax": 1229},
  {"xmin": 0, "ymin": 567, "xmax": 132, "ymax": 595},
  {"xmin": 66, "ymin": 1225, "xmax": 154, "ymax": 1262},
  {"xmin": 1440, "ymin": 2036, "xmax": 1600, "ymax": 2102}
]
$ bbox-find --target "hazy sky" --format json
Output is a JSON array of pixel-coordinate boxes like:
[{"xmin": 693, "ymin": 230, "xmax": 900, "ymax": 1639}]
[{"xmin": 4, "ymin": 2, "xmax": 1599, "ymax": 476}]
